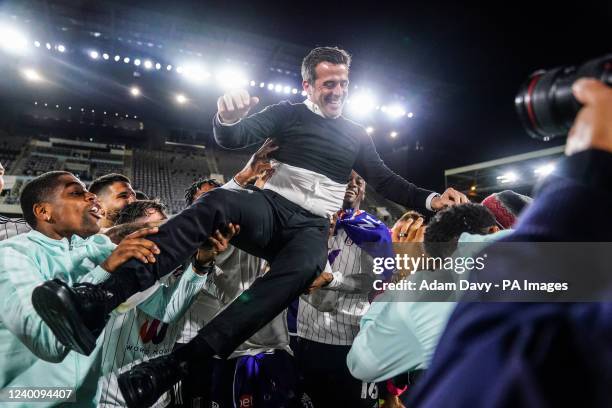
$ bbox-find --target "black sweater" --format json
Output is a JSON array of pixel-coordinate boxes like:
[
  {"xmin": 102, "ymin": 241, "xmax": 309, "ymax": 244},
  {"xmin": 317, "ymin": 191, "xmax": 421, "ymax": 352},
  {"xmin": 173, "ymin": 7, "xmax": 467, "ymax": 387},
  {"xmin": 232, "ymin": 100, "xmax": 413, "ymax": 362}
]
[{"xmin": 213, "ymin": 101, "xmax": 435, "ymax": 211}]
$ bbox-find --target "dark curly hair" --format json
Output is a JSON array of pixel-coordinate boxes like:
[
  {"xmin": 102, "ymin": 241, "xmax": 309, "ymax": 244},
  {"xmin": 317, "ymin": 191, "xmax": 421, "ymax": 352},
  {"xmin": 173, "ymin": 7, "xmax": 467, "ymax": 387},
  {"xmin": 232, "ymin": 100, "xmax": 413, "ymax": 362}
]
[
  {"xmin": 184, "ymin": 178, "xmax": 222, "ymax": 206},
  {"xmin": 424, "ymin": 203, "xmax": 496, "ymax": 258},
  {"xmin": 115, "ymin": 199, "xmax": 167, "ymax": 225}
]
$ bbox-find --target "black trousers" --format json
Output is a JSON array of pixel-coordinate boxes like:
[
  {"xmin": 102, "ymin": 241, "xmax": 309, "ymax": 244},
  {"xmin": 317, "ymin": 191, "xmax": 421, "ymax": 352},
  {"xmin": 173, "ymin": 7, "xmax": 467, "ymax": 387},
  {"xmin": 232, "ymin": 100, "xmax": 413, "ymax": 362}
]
[
  {"xmin": 295, "ymin": 338, "xmax": 379, "ymax": 408},
  {"xmin": 106, "ymin": 187, "xmax": 329, "ymax": 357}
]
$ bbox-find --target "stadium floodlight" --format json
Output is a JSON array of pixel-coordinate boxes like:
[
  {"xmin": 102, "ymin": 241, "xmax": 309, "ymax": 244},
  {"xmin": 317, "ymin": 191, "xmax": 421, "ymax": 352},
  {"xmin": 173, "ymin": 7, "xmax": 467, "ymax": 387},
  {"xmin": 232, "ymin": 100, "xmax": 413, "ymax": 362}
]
[
  {"xmin": 292, "ymin": 88, "xmax": 298, "ymax": 94},
  {"xmin": 102, "ymin": 53, "xmax": 109, "ymax": 60},
  {"xmin": 267, "ymin": 83, "xmax": 274, "ymax": 90},
  {"xmin": 215, "ymin": 67, "xmax": 248, "ymax": 90},
  {"xmin": 114, "ymin": 55, "xmax": 120, "ymax": 61},
  {"xmin": 143, "ymin": 60, "xmax": 153, "ymax": 69},
  {"xmin": 183, "ymin": 64, "xmax": 210, "ymax": 84},
  {"xmin": 301, "ymin": 90, "xmax": 307, "ymax": 96},
  {"xmin": 250, "ymin": 80, "xmax": 256, "ymax": 87},
  {"xmin": 123, "ymin": 57, "xmax": 130, "ymax": 64},
  {"xmin": 534, "ymin": 163, "xmax": 555, "ymax": 177},
  {"xmin": 34, "ymin": 41, "xmax": 40, "ymax": 47},
  {"xmin": 0, "ymin": 26, "xmax": 29, "ymax": 54},
  {"xmin": 348, "ymin": 92, "xmax": 377, "ymax": 116},
  {"xmin": 386, "ymin": 104, "xmax": 406, "ymax": 118},
  {"xmin": 497, "ymin": 171, "xmax": 519, "ymax": 184},
  {"xmin": 175, "ymin": 94, "xmax": 188, "ymax": 104},
  {"xmin": 134, "ymin": 58, "xmax": 141, "ymax": 66},
  {"xmin": 22, "ymin": 68, "xmax": 42, "ymax": 82},
  {"xmin": 155, "ymin": 63, "xmax": 161, "ymax": 70},
  {"xmin": 283, "ymin": 86, "xmax": 291, "ymax": 94},
  {"xmin": 130, "ymin": 86, "xmax": 141, "ymax": 97},
  {"xmin": 274, "ymin": 84, "xmax": 283, "ymax": 93},
  {"xmin": 57, "ymin": 44, "xmax": 66, "ymax": 53},
  {"xmin": 366, "ymin": 126, "xmax": 374, "ymax": 134},
  {"xmin": 390, "ymin": 131, "xmax": 398, "ymax": 138},
  {"xmin": 260, "ymin": 82, "xmax": 265, "ymax": 88},
  {"xmin": 166, "ymin": 64, "xmax": 173, "ymax": 71},
  {"xmin": 176, "ymin": 66, "xmax": 184, "ymax": 74},
  {"xmin": 89, "ymin": 50, "xmax": 99, "ymax": 59},
  {"xmin": 407, "ymin": 112, "xmax": 414, "ymax": 118}
]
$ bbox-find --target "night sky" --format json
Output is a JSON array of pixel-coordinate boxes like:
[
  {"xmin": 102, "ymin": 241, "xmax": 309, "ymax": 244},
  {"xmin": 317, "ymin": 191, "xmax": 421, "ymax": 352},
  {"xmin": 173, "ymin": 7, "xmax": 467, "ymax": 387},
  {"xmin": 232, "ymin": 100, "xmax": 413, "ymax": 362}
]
[
  {"xmin": 124, "ymin": 0, "xmax": 610, "ymax": 176},
  {"xmin": 3, "ymin": 0, "xmax": 610, "ymax": 190}
]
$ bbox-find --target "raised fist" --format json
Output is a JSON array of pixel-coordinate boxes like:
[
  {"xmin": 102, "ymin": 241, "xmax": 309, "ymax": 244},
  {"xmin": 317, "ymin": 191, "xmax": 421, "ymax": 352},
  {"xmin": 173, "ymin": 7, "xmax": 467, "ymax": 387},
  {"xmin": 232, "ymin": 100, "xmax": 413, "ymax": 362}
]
[{"xmin": 217, "ymin": 89, "xmax": 260, "ymax": 124}]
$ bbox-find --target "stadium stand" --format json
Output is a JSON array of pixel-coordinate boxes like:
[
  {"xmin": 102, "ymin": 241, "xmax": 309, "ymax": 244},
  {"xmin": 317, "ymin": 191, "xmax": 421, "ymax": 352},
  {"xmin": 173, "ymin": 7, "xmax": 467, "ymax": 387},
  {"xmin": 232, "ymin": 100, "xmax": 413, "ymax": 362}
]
[
  {"xmin": 0, "ymin": 134, "xmax": 29, "ymax": 174},
  {"xmin": 131, "ymin": 147, "xmax": 219, "ymax": 213},
  {"xmin": 1, "ymin": 135, "xmax": 400, "ymax": 222}
]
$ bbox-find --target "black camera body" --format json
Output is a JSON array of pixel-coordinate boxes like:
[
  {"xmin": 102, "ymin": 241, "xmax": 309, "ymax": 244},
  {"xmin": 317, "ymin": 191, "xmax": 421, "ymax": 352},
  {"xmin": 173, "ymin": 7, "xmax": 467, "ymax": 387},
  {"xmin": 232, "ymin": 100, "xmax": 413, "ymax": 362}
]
[{"xmin": 515, "ymin": 54, "xmax": 612, "ymax": 140}]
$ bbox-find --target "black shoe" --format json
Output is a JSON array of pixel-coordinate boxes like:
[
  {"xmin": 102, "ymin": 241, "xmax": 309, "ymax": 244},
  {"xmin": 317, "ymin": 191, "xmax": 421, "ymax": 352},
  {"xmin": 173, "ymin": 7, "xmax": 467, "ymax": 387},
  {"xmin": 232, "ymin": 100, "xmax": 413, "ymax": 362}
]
[
  {"xmin": 118, "ymin": 354, "xmax": 188, "ymax": 408},
  {"xmin": 31, "ymin": 279, "xmax": 115, "ymax": 355}
]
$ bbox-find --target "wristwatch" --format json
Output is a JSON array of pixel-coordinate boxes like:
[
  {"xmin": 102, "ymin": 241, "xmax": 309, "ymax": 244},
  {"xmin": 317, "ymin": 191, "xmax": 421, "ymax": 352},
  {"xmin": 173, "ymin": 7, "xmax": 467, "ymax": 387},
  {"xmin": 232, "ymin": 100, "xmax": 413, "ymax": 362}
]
[{"xmin": 191, "ymin": 255, "xmax": 215, "ymax": 275}]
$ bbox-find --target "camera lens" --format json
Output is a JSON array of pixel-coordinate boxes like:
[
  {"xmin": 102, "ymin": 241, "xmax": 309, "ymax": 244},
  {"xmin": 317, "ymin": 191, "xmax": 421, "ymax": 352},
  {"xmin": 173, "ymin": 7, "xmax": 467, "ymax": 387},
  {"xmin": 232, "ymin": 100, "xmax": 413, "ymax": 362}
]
[{"xmin": 515, "ymin": 54, "xmax": 612, "ymax": 140}]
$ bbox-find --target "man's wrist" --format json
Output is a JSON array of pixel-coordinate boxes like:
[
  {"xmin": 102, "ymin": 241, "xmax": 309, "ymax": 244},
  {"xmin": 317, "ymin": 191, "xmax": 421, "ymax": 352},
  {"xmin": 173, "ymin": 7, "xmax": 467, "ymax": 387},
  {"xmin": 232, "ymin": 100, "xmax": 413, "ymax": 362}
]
[
  {"xmin": 216, "ymin": 112, "xmax": 241, "ymax": 126},
  {"xmin": 233, "ymin": 173, "xmax": 250, "ymax": 187},
  {"xmin": 101, "ymin": 260, "xmax": 114, "ymax": 273},
  {"xmin": 426, "ymin": 192, "xmax": 441, "ymax": 211},
  {"xmin": 192, "ymin": 256, "xmax": 215, "ymax": 275}
]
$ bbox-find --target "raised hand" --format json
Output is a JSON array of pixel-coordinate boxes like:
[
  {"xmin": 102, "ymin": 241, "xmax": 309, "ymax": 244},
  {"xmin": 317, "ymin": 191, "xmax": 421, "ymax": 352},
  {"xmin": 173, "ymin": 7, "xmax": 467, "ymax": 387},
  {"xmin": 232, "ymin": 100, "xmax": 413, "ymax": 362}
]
[
  {"xmin": 430, "ymin": 188, "xmax": 469, "ymax": 211},
  {"xmin": 234, "ymin": 138, "xmax": 279, "ymax": 186},
  {"xmin": 217, "ymin": 89, "xmax": 260, "ymax": 124},
  {"xmin": 101, "ymin": 227, "xmax": 160, "ymax": 272}
]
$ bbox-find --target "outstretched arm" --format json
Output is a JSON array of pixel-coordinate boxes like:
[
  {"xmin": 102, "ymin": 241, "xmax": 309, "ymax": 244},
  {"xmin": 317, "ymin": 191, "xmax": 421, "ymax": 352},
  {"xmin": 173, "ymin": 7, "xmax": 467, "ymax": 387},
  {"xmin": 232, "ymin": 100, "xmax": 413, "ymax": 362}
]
[{"xmin": 353, "ymin": 132, "xmax": 468, "ymax": 211}]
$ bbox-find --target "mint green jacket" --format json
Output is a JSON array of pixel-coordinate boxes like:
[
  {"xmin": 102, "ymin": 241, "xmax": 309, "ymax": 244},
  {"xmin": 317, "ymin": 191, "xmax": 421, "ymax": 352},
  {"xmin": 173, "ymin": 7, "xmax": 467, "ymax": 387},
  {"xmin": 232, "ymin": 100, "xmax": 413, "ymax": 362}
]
[
  {"xmin": 0, "ymin": 230, "xmax": 113, "ymax": 407},
  {"xmin": 0, "ymin": 229, "xmax": 209, "ymax": 407},
  {"xmin": 347, "ymin": 229, "xmax": 514, "ymax": 382}
]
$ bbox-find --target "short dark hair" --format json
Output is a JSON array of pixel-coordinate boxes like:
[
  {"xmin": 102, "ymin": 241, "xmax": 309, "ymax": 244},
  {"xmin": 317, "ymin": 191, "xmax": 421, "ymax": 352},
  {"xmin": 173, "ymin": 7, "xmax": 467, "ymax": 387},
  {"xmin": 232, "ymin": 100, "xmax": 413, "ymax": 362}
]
[
  {"xmin": 89, "ymin": 173, "xmax": 131, "ymax": 195},
  {"xmin": 424, "ymin": 203, "xmax": 496, "ymax": 258},
  {"xmin": 115, "ymin": 200, "xmax": 167, "ymax": 225},
  {"xmin": 184, "ymin": 178, "xmax": 222, "ymax": 206},
  {"xmin": 301, "ymin": 47, "xmax": 351, "ymax": 84},
  {"xmin": 134, "ymin": 190, "xmax": 149, "ymax": 200},
  {"xmin": 20, "ymin": 171, "xmax": 73, "ymax": 227}
]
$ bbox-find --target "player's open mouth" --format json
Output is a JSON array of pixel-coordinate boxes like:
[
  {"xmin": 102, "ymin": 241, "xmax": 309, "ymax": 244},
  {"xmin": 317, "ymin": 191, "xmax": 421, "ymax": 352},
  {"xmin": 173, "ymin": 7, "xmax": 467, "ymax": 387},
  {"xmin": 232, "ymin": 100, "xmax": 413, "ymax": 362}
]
[{"xmin": 89, "ymin": 205, "xmax": 103, "ymax": 220}]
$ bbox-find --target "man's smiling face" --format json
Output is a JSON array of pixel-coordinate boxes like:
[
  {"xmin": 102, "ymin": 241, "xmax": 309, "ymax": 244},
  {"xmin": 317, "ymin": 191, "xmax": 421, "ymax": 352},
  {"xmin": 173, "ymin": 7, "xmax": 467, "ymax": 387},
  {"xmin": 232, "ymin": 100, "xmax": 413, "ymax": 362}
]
[{"xmin": 303, "ymin": 62, "xmax": 349, "ymax": 118}]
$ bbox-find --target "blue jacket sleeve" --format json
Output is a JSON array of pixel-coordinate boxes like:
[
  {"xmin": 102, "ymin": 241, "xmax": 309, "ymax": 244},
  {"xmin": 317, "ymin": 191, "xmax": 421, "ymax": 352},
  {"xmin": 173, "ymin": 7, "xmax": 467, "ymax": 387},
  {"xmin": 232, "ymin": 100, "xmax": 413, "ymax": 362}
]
[{"xmin": 409, "ymin": 149, "xmax": 612, "ymax": 406}]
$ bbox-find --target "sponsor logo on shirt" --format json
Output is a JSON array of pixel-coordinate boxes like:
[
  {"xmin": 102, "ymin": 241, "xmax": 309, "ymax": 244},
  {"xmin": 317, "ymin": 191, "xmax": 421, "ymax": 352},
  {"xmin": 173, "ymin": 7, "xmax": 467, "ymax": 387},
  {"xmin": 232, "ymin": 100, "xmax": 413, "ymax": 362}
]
[
  {"xmin": 239, "ymin": 394, "xmax": 253, "ymax": 407},
  {"xmin": 139, "ymin": 319, "xmax": 169, "ymax": 344}
]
